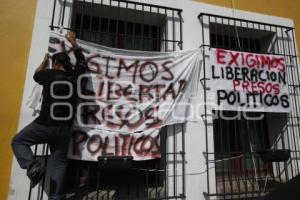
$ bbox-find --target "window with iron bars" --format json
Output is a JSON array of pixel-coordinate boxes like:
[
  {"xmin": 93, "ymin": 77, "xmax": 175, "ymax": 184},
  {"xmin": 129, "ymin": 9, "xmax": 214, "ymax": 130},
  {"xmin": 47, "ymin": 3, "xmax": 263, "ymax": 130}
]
[
  {"xmin": 199, "ymin": 13, "xmax": 300, "ymax": 199},
  {"xmin": 28, "ymin": 0, "xmax": 185, "ymax": 200}
]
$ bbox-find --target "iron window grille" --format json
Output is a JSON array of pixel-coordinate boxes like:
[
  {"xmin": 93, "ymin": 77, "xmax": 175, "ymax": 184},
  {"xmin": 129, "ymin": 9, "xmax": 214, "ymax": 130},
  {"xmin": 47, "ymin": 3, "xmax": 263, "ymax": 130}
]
[
  {"xmin": 28, "ymin": 0, "xmax": 185, "ymax": 200},
  {"xmin": 199, "ymin": 13, "xmax": 300, "ymax": 199}
]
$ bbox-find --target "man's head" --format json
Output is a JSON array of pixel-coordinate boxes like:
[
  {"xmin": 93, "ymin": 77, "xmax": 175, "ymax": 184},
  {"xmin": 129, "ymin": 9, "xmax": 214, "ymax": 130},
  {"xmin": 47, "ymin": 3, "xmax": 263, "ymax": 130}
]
[{"xmin": 51, "ymin": 52, "xmax": 71, "ymax": 71}]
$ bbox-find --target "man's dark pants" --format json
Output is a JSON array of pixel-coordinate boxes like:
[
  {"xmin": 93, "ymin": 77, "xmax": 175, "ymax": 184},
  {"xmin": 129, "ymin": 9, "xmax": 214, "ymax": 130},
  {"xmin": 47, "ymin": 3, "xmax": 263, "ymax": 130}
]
[{"xmin": 11, "ymin": 121, "xmax": 70, "ymax": 200}]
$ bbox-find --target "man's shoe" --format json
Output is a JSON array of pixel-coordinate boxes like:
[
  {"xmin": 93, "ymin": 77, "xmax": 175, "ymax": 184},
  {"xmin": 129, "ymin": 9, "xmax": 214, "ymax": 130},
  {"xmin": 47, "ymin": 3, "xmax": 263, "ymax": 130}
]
[{"xmin": 27, "ymin": 162, "xmax": 46, "ymax": 188}]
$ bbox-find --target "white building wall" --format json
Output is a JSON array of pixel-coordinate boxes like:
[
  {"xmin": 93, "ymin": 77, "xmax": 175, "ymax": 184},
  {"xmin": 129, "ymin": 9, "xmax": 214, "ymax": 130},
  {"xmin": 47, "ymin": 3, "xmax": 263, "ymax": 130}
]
[{"xmin": 9, "ymin": 0, "xmax": 295, "ymax": 199}]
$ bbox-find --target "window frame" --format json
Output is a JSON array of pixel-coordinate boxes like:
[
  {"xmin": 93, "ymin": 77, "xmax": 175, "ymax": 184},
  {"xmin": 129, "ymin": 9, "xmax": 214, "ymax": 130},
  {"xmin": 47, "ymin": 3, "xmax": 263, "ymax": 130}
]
[
  {"xmin": 28, "ymin": 1, "xmax": 185, "ymax": 200},
  {"xmin": 199, "ymin": 12, "xmax": 300, "ymax": 199}
]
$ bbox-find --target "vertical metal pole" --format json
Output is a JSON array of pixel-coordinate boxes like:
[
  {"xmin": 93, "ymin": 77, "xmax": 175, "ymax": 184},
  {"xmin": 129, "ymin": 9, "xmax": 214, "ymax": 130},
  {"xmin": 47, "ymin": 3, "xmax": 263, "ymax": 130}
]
[
  {"xmin": 221, "ymin": 17, "xmax": 234, "ymax": 198},
  {"xmin": 245, "ymin": 114, "xmax": 256, "ymax": 197},
  {"xmin": 200, "ymin": 14, "xmax": 210, "ymax": 196},
  {"xmin": 40, "ymin": 145, "xmax": 49, "ymax": 200},
  {"xmin": 290, "ymin": 29, "xmax": 300, "ymax": 136},
  {"xmin": 141, "ymin": 5, "xmax": 145, "ymax": 50},
  {"xmin": 74, "ymin": 162, "xmax": 80, "ymax": 198},
  {"xmin": 108, "ymin": 0, "xmax": 112, "ymax": 46},
  {"xmin": 279, "ymin": 27, "xmax": 290, "ymax": 182},
  {"xmin": 90, "ymin": 0, "xmax": 94, "ymax": 42},
  {"xmin": 252, "ymin": 114, "xmax": 261, "ymax": 197},
  {"xmin": 234, "ymin": 18, "xmax": 241, "ymax": 50},
  {"xmin": 157, "ymin": 8, "xmax": 160, "ymax": 51},
  {"xmin": 155, "ymin": 161, "xmax": 158, "ymax": 198},
  {"xmin": 221, "ymin": 18, "xmax": 225, "ymax": 49},
  {"xmin": 291, "ymin": 28, "xmax": 300, "ymax": 175},
  {"xmin": 178, "ymin": 11, "xmax": 183, "ymax": 50},
  {"xmin": 233, "ymin": 115, "xmax": 241, "ymax": 198},
  {"xmin": 164, "ymin": 9, "xmax": 168, "ymax": 51},
  {"xmin": 173, "ymin": 125, "xmax": 177, "ymax": 197},
  {"xmin": 165, "ymin": 131, "xmax": 168, "ymax": 198},
  {"xmin": 61, "ymin": 0, "xmax": 67, "ymax": 27},
  {"xmin": 146, "ymin": 169, "xmax": 149, "ymax": 198},
  {"xmin": 149, "ymin": 6, "xmax": 153, "ymax": 51},
  {"xmin": 79, "ymin": 0, "xmax": 86, "ymax": 39},
  {"xmin": 133, "ymin": 4, "xmax": 137, "ymax": 49},
  {"xmin": 96, "ymin": 161, "xmax": 100, "ymax": 200},
  {"xmin": 50, "ymin": 0, "xmax": 57, "ymax": 30},
  {"xmin": 125, "ymin": 2, "xmax": 128, "ymax": 49},
  {"xmin": 226, "ymin": 113, "xmax": 233, "ymax": 198},
  {"xmin": 286, "ymin": 28, "xmax": 300, "ymax": 175},
  {"xmin": 71, "ymin": 0, "xmax": 77, "ymax": 32},
  {"xmin": 271, "ymin": 26, "xmax": 283, "ymax": 184},
  {"xmin": 212, "ymin": 111, "xmax": 219, "ymax": 197},
  {"xmin": 98, "ymin": 0, "xmax": 103, "ymax": 45},
  {"xmin": 245, "ymin": 22, "xmax": 251, "ymax": 51},
  {"xmin": 116, "ymin": 1, "xmax": 120, "ymax": 47},
  {"xmin": 219, "ymin": 112, "xmax": 226, "ymax": 198},
  {"xmin": 27, "ymin": 145, "xmax": 38, "ymax": 200},
  {"xmin": 181, "ymin": 124, "xmax": 186, "ymax": 199},
  {"xmin": 178, "ymin": 10, "xmax": 185, "ymax": 198},
  {"xmin": 85, "ymin": 164, "xmax": 90, "ymax": 199},
  {"xmin": 172, "ymin": 10, "xmax": 175, "ymax": 51},
  {"xmin": 240, "ymin": 116, "xmax": 248, "ymax": 198}
]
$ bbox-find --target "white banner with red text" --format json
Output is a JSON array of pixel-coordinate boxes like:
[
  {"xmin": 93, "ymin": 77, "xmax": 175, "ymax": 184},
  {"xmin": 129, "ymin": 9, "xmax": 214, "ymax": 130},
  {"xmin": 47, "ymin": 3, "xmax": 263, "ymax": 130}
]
[
  {"xmin": 209, "ymin": 48, "xmax": 290, "ymax": 113},
  {"xmin": 48, "ymin": 32, "xmax": 201, "ymax": 161}
]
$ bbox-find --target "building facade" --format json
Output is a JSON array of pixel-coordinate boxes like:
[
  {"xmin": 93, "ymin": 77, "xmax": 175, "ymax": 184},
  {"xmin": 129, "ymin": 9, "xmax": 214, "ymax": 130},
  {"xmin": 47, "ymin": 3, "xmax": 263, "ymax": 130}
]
[{"xmin": 1, "ymin": 0, "xmax": 300, "ymax": 199}]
